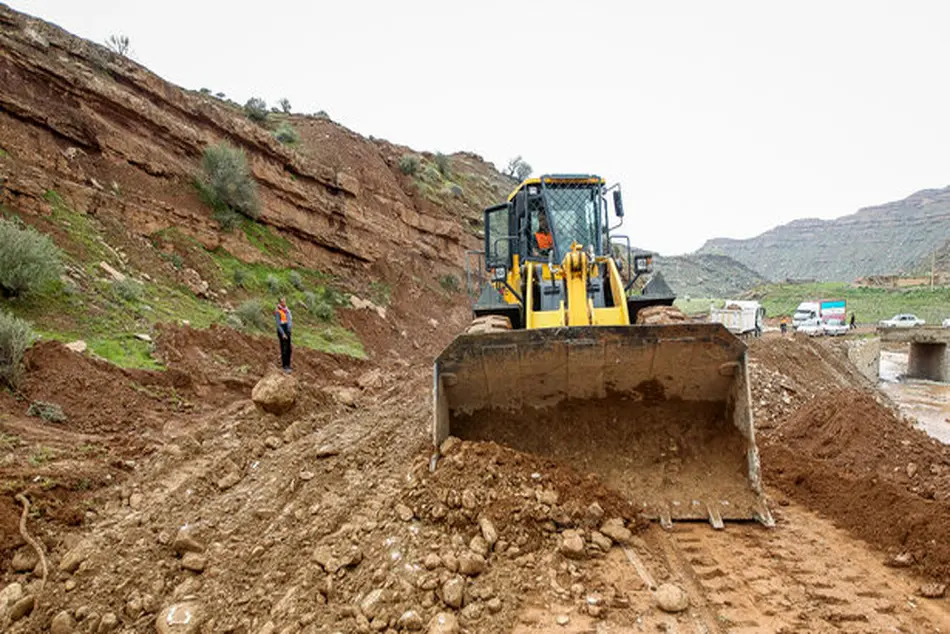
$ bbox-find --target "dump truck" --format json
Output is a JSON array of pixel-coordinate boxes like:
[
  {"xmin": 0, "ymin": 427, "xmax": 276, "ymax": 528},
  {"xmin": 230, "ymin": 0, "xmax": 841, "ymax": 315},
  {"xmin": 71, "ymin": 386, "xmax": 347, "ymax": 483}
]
[
  {"xmin": 710, "ymin": 300, "xmax": 765, "ymax": 336},
  {"xmin": 433, "ymin": 175, "xmax": 772, "ymax": 527}
]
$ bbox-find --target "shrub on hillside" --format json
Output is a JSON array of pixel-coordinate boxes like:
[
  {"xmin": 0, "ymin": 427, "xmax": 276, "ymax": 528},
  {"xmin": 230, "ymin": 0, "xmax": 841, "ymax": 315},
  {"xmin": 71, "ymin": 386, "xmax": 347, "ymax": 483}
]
[
  {"xmin": 233, "ymin": 268, "xmax": 248, "ymax": 289},
  {"xmin": 234, "ymin": 299, "xmax": 269, "ymax": 331},
  {"xmin": 439, "ymin": 274, "xmax": 460, "ymax": 293},
  {"xmin": 0, "ymin": 310, "xmax": 34, "ymax": 389},
  {"xmin": 434, "ymin": 152, "xmax": 452, "ymax": 177},
  {"xmin": 288, "ymin": 271, "xmax": 304, "ymax": 290},
  {"xmin": 273, "ymin": 122, "xmax": 299, "ymax": 145},
  {"xmin": 398, "ymin": 154, "xmax": 420, "ymax": 176},
  {"xmin": 244, "ymin": 97, "xmax": 268, "ymax": 123},
  {"xmin": 196, "ymin": 143, "xmax": 261, "ymax": 227},
  {"xmin": 112, "ymin": 278, "xmax": 143, "ymax": 301},
  {"xmin": 303, "ymin": 290, "xmax": 334, "ymax": 321},
  {"xmin": 0, "ymin": 218, "xmax": 63, "ymax": 298},
  {"xmin": 27, "ymin": 400, "xmax": 67, "ymax": 423},
  {"xmin": 266, "ymin": 274, "xmax": 281, "ymax": 294}
]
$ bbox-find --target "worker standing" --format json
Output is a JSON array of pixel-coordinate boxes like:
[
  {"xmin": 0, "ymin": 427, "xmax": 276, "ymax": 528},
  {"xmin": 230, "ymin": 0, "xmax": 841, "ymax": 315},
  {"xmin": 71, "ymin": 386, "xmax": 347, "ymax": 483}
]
[
  {"xmin": 275, "ymin": 297, "xmax": 293, "ymax": 373},
  {"xmin": 849, "ymin": 313, "xmax": 856, "ymax": 330}
]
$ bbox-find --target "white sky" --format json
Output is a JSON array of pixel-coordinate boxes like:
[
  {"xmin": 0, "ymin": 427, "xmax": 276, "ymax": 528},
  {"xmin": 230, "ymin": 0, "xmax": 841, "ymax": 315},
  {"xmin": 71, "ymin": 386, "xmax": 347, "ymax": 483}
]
[{"xmin": 9, "ymin": 1, "xmax": 950, "ymax": 255}]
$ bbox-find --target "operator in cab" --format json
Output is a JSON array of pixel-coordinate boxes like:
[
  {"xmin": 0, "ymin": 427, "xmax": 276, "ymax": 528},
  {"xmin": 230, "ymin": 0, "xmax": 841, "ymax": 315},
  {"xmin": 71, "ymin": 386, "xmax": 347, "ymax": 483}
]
[{"xmin": 534, "ymin": 212, "xmax": 553, "ymax": 256}]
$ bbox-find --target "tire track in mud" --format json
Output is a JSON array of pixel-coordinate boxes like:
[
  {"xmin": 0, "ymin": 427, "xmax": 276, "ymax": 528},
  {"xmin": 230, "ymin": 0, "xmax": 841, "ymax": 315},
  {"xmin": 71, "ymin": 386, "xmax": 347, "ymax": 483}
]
[{"xmin": 637, "ymin": 506, "xmax": 950, "ymax": 633}]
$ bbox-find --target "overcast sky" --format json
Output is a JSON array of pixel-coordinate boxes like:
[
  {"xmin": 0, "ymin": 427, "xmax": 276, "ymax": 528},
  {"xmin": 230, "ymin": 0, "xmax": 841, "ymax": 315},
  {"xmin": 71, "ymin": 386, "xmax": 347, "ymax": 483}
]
[{"xmin": 9, "ymin": 1, "xmax": 950, "ymax": 254}]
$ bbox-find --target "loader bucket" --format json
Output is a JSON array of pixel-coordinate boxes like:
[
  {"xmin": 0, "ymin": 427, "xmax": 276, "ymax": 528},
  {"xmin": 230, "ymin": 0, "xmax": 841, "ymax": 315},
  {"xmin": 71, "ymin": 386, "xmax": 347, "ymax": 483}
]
[{"xmin": 433, "ymin": 323, "xmax": 773, "ymax": 526}]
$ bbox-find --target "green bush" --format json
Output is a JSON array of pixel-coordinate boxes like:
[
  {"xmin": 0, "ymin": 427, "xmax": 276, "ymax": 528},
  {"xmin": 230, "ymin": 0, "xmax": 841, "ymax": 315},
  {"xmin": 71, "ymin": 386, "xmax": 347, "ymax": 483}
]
[
  {"xmin": 266, "ymin": 274, "xmax": 281, "ymax": 294},
  {"xmin": 0, "ymin": 310, "xmax": 34, "ymax": 389},
  {"xmin": 303, "ymin": 290, "xmax": 334, "ymax": 321},
  {"xmin": 233, "ymin": 268, "xmax": 248, "ymax": 288},
  {"xmin": 112, "ymin": 278, "xmax": 143, "ymax": 301},
  {"xmin": 439, "ymin": 274, "xmax": 460, "ymax": 293},
  {"xmin": 289, "ymin": 271, "xmax": 304, "ymax": 290},
  {"xmin": 434, "ymin": 152, "xmax": 452, "ymax": 177},
  {"xmin": 398, "ymin": 154, "xmax": 420, "ymax": 176},
  {"xmin": 27, "ymin": 400, "xmax": 67, "ymax": 423},
  {"xmin": 0, "ymin": 218, "xmax": 63, "ymax": 297},
  {"xmin": 196, "ymin": 143, "xmax": 261, "ymax": 225},
  {"xmin": 234, "ymin": 299, "xmax": 269, "ymax": 331},
  {"xmin": 273, "ymin": 122, "xmax": 300, "ymax": 145},
  {"xmin": 244, "ymin": 97, "xmax": 268, "ymax": 123}
]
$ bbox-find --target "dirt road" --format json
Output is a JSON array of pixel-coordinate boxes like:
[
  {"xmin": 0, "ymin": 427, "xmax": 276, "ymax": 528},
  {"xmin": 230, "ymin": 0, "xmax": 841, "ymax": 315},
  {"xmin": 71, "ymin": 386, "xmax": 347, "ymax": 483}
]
[{"xmin": 2, "ymin": 331, "xmax": 950, "ymax": 632}]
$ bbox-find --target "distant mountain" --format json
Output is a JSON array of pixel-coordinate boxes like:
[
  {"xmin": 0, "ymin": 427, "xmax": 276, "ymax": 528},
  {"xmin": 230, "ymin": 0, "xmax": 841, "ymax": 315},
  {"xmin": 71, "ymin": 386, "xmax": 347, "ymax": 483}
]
[
  {"xmin": 654, "ymin": 253, "xmax": 768, "ymax": 298},
  {"xmin": 616, "ymin": 244, "xmax": 767, "ymax": 298},
  {"xmin": 697, "ymin": 187, "xmax": 950, "ymax": 282}
]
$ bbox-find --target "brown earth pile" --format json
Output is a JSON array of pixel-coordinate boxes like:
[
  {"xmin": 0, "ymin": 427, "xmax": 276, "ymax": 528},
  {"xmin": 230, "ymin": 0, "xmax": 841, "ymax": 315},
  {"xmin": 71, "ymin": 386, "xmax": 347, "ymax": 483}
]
[{"xmin": 761, "ymin": 386, "xmax": 950, "ymax": 582}]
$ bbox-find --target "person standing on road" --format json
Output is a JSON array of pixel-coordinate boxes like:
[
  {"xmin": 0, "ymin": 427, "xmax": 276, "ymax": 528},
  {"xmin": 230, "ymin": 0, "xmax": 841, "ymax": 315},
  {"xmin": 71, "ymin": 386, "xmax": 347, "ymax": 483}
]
[
  {"xmin": 275, "ymin": 297, "xmax": 293, "ymax": 373},
  {"xmin": 849, "ymin": 313, "xmax": 856, "ymax": 329}
]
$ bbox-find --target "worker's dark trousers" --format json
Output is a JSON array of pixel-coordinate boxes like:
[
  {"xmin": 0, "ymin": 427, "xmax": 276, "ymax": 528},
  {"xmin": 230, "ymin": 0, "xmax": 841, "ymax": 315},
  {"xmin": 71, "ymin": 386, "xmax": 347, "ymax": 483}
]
[{"xmin": 279, "ymin": 330, "xmax": 292, "ymax": 370}]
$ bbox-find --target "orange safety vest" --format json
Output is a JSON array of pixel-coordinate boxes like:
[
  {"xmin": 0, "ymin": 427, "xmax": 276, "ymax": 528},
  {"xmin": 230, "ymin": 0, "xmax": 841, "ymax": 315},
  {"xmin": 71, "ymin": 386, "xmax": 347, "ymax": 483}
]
[
  {"xmin": 535, "ymin": 232, "xmax": 553, "ymax": 250},
  {"xmin": 276, "ymin": 306, "xmax": 289, "ymax": 324}
]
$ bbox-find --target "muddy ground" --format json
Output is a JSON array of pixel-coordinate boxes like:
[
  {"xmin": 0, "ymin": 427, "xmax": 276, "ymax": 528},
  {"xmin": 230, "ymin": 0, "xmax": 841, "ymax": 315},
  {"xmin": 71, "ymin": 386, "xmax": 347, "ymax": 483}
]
[{"xmin": 1, "ymin": 328, "xmax": 950, "ymax": 633}]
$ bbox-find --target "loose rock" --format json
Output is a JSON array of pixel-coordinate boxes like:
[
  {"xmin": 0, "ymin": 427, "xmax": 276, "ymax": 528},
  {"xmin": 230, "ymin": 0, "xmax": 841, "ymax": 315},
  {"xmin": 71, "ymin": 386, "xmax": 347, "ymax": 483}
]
[
  {"xmin": 654, "ymin": 583, "xmax": 690, "ymax": 613},
  {"xmin": 155, "ymin": 601, "xmax": 203, "ymax": 634},
  {"xmin": 50, "ymin": 610, "xmax": 75, "ymax": 634},
  {"xmin": 172, "ymin": 527, "xmax": 205, "ymax": 555},
  {"xmin": 180, "ymin": 552, "xmax": 207, "ymax": 572},
  {"xmin": 395, "ymin": 504, "xmax": 414, "ymax": 522},
  {"xmin": 479, "ymin": 517, "xmax": 498, "ymax": 547},
  {"xmin": 919, "ymin": 583, "xmax": 947, "ymax": 599},
  {"xmin": 469, "ymin": 535, "xmax": 489, "ymax": 558},
  {"xmin": 441, "ymin": 576, "xmax": 464, "ymax": 608},
  {"xmin": 11, "ymin": 547, "xmax": 39, "ymax": 572},
  {"xmin": 537, "ymin": 488, "xmax": 559, "ymax": 506},
  {"xmin": 59, "ymin": 539, "xmax": 94, "ymax": 573},
  {"xmin": 398, "ymin": 610, "xmax": 424, "ymax": 631},
  {"xmin": 427, "ymin": 612, "xmax": 459, "ymax": 634},
  {"xmin": 423, "ymin": 553, "xmax": 441, "ymax": 570},
  {"xmin": 458, "ymin": 552, "xmax": 487, "ymax": 576},
  {"xmin": 560, "ymin": 529, "xmax": 586, "ymax": 560},
  {"xmin": 600, "ymin": 518, "xmax": 633, "ymax": 545},
  {"xmin": 251, "ymin": 372, "xmax": 298, "ymax": 415}
]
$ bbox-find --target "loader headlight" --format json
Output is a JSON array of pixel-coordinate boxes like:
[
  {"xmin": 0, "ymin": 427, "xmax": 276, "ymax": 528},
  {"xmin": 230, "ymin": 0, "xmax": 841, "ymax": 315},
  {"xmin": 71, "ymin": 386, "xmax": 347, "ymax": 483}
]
[{"xmin": 492, "ymin": 266, "xmax": 508, "ymax": 283}]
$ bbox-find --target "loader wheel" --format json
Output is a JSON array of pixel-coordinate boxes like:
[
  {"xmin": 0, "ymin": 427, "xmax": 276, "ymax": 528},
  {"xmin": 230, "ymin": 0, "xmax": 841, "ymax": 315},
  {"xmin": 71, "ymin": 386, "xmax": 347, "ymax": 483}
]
[{"xmin": 465, "ymin": 315, "xmax": 512, "ymax": 335}]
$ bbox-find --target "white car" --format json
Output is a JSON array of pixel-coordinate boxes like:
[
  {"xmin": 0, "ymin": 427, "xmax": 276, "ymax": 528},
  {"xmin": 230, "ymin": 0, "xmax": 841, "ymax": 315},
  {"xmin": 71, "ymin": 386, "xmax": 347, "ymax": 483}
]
[
  {"xmin": 822, "ymin": 318, "xmax": 850, "ymax": 336},
  {"xmin": 879, "ymin": 314, "xmax": 925, "ymax": 328},
  {"xmin": 943, "ymin": 318, "xmax": 950, "ymax": 328},
  {"xmin": 797, "ymin": 318, "xmax": 824, "ymax": 336}
]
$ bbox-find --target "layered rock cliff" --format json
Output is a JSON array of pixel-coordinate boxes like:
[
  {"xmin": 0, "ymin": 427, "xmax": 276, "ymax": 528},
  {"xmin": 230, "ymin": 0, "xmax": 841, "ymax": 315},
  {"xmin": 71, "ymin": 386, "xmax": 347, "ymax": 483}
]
[
  {"xmin": 698, "ymin": 187, "xmax": 950, "ymax": 282},
  {"xmin": 0, "ymin": 4, "xmax": 512, "ymax": 282}
]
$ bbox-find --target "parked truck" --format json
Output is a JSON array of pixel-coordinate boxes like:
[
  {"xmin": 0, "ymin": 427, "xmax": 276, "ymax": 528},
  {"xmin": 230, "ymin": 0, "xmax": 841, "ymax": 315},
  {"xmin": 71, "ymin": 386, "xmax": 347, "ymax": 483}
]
[
  {"xmin": 710, "ymin": 300, "xmax": 765, "ymax": 336},
  {"xmin": 792, "ymin": 298, "xmax": 847, "ymax": 333}
]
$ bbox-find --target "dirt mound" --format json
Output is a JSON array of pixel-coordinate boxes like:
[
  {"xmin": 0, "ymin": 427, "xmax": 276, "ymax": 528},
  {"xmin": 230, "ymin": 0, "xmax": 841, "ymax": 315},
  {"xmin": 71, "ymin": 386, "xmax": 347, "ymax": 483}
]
[
  {"xmin": 748, "ymin": 334, "xmax": 879, "ymax": 428},
  {"xmin": 763, "ymin": 389, "xmax": 950, "ymax": 581}
]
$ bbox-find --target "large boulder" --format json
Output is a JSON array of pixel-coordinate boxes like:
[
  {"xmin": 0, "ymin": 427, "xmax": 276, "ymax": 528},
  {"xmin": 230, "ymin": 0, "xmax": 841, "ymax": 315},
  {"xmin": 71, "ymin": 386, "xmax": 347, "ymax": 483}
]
[{"xmin": 251, "ymin": 372, "xmax": 298, "ymax": 415}]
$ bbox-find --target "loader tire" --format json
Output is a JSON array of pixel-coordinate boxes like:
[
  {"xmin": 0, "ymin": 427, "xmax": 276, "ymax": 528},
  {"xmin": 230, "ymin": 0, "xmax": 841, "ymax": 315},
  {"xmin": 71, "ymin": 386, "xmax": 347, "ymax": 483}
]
[{"xmin": 465, "ymin": 315, "xmax": 512, "ymax": 335}]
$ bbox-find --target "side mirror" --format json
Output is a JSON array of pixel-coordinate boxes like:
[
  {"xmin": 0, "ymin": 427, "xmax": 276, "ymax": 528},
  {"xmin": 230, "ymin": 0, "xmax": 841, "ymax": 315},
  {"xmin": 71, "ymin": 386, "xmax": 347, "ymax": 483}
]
[
  {"xmin": 633, "ymin": 255, "xmax": 653, "ymax": 275},
  {"xmin": 612, "ymin": 189, "xmax": 625, "ymax": 218}
]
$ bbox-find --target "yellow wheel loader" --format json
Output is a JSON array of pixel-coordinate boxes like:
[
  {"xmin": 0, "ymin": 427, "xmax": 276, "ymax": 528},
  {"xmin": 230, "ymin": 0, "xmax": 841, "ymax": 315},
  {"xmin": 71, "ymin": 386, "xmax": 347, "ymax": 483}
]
[{"xmin": 433, "ymin": 175, "xmax": 772, "ymax": 527}]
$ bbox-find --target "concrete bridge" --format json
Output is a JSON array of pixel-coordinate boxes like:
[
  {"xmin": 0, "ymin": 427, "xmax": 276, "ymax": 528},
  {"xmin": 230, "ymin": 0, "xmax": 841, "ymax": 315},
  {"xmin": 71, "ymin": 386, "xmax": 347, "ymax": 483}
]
[{"xmin": 878, "ymin": 327, "xmax": 950, "ymax": 382}]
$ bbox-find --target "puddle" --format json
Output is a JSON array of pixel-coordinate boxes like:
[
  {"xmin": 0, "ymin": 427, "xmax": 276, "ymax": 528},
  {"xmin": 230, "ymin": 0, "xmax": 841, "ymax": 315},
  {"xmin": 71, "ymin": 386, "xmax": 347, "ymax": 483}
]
[{"xmin": 878, "ymin": 350, "xmax": 950, "ymax": 444}]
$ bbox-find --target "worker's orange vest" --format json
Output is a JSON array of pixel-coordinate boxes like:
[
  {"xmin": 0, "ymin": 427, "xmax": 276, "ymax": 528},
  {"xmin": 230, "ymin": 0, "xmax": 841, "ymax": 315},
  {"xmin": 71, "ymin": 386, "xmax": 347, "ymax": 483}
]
[
  {"xmin": 535, "ymin": 232, "xmax": 553, "ymax": 250},
  {"xmin": 277, "ymin": 306, "xmax": 289, "ymax": 324}
]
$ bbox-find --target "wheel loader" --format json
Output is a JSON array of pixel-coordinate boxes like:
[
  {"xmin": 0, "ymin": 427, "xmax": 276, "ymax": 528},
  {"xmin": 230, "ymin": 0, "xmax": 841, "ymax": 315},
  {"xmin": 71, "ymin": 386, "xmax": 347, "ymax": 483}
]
[{"xmin": 432, "ymin": 175, "xmax": 773, "ymax": 527}]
